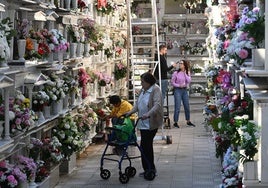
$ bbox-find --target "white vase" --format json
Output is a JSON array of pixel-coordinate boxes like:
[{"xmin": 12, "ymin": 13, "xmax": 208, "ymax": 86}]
[
  {"xmin": 71, "ymin": 0, "xmax": 77, "ymax": 9},
  {"xmin": 53, "ymin": 51, "xmax": 64, "ymax": 62},
  {"xmin": 70, "ymin": 43, "xmax": 77, "ymax": 58},
  {"xmin": 0, "ymin": 60, "xmax": 8, "ymax": 67},
  {"xmin": 63, "ymin": 94, "xmax": 69, "ymax": 109},
  {"xmin": 17, "ymin": 39, "xmax": 26, "ymax": 61},
  {"xmin": 76, "ymin": 43, "xmax": 82, "ymax": 57},
  {"xmin": 51, "ymin": 100, "xmax": 63, "ymax": 115},
  {"xmin": 84, "ymin": 43, "xmax": 90, "ymax": 57},
  {"xmin": 64, "ymin": 0, "xmax": 71, "ymax": 10},
  {"xmin": 99, "ymin": 86, "xmax": 106, "ymax": 97},
  {"xmin": 38, "ymin": 111, "xmax": 45, "ymax": 124},
  {"xmin": 32, "ymin": 39, "xmax": 38, "ymax": 51},
  {"xmin": 47, "ymin": 53, "xmax": 54, "ymax": 63},
  {"xmin": 43, "ymin": 105, "xmax": 51, "ymax": 119},
  {"xmin": 89, "ymin": 83, "xmax": 95, "ymax": 96},
  {"xmin": 0, "ymin": 121, "xmax": 4, "ymax": 140}
]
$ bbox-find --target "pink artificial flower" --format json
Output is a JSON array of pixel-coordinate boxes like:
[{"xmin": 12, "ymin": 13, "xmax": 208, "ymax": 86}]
[
  {"xmin": 238, "ymin": 49, "xmax": 248, "ymax": 59},
  {"xmin": 223, "ymin": 40, "xmax": 230, "ymax": 50}
]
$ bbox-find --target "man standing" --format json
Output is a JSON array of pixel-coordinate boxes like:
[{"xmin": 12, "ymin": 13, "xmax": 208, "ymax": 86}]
[{"xmin": 154, "ymin": 44, "xmax": 175, "ymax": 102}]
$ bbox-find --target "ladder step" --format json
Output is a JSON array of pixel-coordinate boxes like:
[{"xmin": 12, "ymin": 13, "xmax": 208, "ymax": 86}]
[
  {"xmin": 132, "ymin": 61, "xmax": 158, "ymax": 64},
  {"xmin": 133, "ymin": 45, "xmax": 154, "ymax": 49},
  {"xmin": 130, "ymin": 57, "xmax": 154, "ymax": 60},
  {"xmin": 132, "ymin": 18, "xmax": 156, "ymax": 25},
  {"xmin": 133, "ymin": 34, "xmax": 153, "ymax": 37}
]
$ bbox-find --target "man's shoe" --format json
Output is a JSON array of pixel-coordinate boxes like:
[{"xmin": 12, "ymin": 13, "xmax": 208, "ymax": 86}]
[
  {"xmin": 187, "ymin": 122, "xmax": 195, "ymax": 127},
  {"xmin": 173, "ymin": 123, "xmax": 179, "ymax": 128}
]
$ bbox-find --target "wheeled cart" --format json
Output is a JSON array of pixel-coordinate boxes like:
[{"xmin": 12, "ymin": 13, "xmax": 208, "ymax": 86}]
[{"xmin": 100, "ymin": 117, "xmax": 156, "ymax": 184}]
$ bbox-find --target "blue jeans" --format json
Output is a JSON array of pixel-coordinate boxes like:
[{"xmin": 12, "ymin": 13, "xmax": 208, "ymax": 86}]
[
  {"xmin": 160, "ymin": 79, "xmax": 169, "ymax": 102},
  {"xmin": 173, "ymin": 88, "xmax": 190, "ymax": 123}
]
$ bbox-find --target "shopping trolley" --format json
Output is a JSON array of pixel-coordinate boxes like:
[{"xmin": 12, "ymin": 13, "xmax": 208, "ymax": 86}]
[{"xmin": 100, "ymin": 117, "xmax": 156, "ymax": 184}]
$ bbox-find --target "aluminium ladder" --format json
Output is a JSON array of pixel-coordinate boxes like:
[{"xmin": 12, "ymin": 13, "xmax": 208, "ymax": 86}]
[
  {"xmin": 126, "ymin": 0, "xmax": 161, "ymax": 105},
  {"xmin": 126, "ymin": 0, "xmax": 168, "ymax": 142}
]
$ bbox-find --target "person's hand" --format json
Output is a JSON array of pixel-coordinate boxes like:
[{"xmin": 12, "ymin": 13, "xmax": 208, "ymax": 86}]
[
  {"xmin": 141, "ymin": 114, "xmax": 149, "ymax": 120},
  {"xmin": 124, "ymin": 112, "xmax": 131, "ymax": 117}
]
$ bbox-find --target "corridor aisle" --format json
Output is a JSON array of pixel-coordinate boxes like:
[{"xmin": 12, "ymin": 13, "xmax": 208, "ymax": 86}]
[{"xmin": 55, "ymin": 110, "xmax": 222, "ymax": 188}]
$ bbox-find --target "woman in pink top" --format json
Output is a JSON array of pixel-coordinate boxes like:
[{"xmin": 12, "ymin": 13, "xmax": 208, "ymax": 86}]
[{"xmin": 171, "ymin": 60, "xmax": 195, "ymax": 128}]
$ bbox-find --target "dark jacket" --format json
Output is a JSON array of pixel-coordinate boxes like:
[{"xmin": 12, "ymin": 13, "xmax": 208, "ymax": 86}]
[{"xmin": 154, "ymin": 54, "xmax": 173, "ymax": 80}]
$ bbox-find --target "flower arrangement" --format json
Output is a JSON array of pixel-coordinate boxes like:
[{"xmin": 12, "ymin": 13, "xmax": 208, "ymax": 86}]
[
  {"xmin": 48, "ymin": 29, "xmax": 69, "ymax": 52},
  {"xmin": 32, "ymin": 91, "xmax": 50, "ymax": 112},
  {"xmin": 236, "ymin": 115, "xmax": 260, "ymax": 163},
  {"xmin": 87, "ymin": 69, "xmax": 98, "ymax": 83},
  {"xmin": 236, "ymin": 7, "xmax": 265, "ymax": 48},
  {"xmin": 67, "ymin": 25, "xmax": 80, "ymax": 43},
  {"xmin": 78, "ymin": 68, "xmax": 90, "ymax": 99},
  {"xmin": 0, "ymin": 160, "xmax": 27, "ymax": 188},
  {"xmin": 225, "ymin": 31, "xmax": 254, "ymax": 65},
  {"xmin": 74, "ymin": 104, "xmax": 98, "ymax": 133},
  {"xmin": 95, "ymin": 0, "xmax": 117, "ymax": 15},
  {"xmin": 81, "ymin": 18, "xmax": 98, "ymax": 43},
  {"xmin": 29, "ymin": 137, "xmax": 43, "ymax": 161},
  {"xmin": 97, "ymin": 72, "xmax": 111, "ymax": 87},
  {"xmin": 44, "ymin": 73, "xmax": 65, "ymax": 104},
  {"xmin": 0, "ymin": 17, "xmax": 17, "ymax": 62},
  {"xmin": 220, "ymin": 147, "xmax": 243, "ymax": 188},
  {"xmin": 52, "ymin": 114, "xmax": 85, "ymax": 159},
  {"xmin": 16, "ymin": 18, "xmax": 30, "ymax": 39},
  {"xmin": 36, "ymin": 29, "xmax": 51, "ymax": 58},
  {"xmin": 114, "ymin": 62, "xmax": 127, "ymax": 80},
  {"xmin": 41, "ymin": 136, "xmax": 64, "ymax": 166},
  {"xmin": 9, "ymin": 91, "xmax": 37, "ymax": 132},
  {"xmin": 34, "ymin": 160, "xmax": 49, "ymax": 183},
  {"xmin": 16, "ymin": 155, "xmax": 37, "ymax": 182}
]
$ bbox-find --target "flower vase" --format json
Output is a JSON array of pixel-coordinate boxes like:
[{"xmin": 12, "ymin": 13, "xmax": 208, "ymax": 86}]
[
  {"xmin": 70, "ymin": 43, "xmax": 77, "ymax": 58},
  {"xmin": 51, "ymin": 100, "xmax": 63, "ymax": 115},
  {"xmin": 0, "ymin": 121, "xmax": 4, "ymax": 140},
  {"xmin": 89, "ymin": 83, "xmax": 95, "ymax": 96},
  {"xmin": 54, "ymin": 51, "xmax": 64, "ymax": 62},
  {"xmin": 63, "ymin": 94, "xmax": 69, "ymax": 110},
  {"xmin": 64, "ymin": 0, "xmax": 71, "ymax": 10},
  {"xmin": 70, "ymin": 91, "xmax": 76, "ymax": 106},
  {"xmin": 47, "ymin": 53, "xmax": 54, "ymax": 63},
  {"xmin": 38, "ymin": 111, "xmax": 45, "ymax": 124},
  {"xmin": 43, "ymin": 105, "xmax": 51, "ymax": 119},
  {"xmin": 71, "ymin": 0, "xmax": 77, "ymax": 9},
  {"xmin": 28, "ymin": 177, "xmax": 37, "ymax": 188},
  {"xmin": 17, "ymin": 39, "xmax": 26, "ymax": 61},
  {"xmin": 32, "ymin": 39, "xmax": 38, "ymax": 52},
  {"xmin": 99, "ymin": 86, "xmax": 106, "ymax": 97},
  {"xmin": 0, "ymin": 60, "xmax": 8, "ymax": 67},
  {"xmin": 76, "ymin": 43, "xmax": 82, "ymax": 57},
  {"xmin": 84, "ymin": 43, "xmax": 90, "ymax": 57}
]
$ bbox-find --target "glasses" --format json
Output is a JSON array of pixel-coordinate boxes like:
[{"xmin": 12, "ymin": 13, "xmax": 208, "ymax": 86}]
[{"xmin": 179, "ymin": 62, "xmax": 183, "ymax": 64}]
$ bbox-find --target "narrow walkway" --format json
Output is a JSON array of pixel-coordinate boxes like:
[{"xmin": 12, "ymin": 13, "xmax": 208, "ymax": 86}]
[
  {"xmin": 56, "ymin": 108, "xmax": 221, "ymax": 188},
  {"xmin": 55, "ymin": 103, "xmax": 222, "ymax": 188}
]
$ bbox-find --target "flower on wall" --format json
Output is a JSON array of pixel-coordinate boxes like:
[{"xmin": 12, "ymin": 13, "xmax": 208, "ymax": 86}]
[
  {"xmin": 0, "ymin": 160, "xmax": 27, "ymax": 187},
  {"xmin": 41, "ymin": 136, "xmax": 64, "ymax": 165},
  {"xmin": 16, "ymin": 155, "xmax": 37, "ymax": 182},
  {"xmin": 95, "ymin": 0, "xmax": 117, "ymax": 15},
  {"xmin": 52, "ymin": 114, "xmax": 85, "ymax": 159},
  {"xmin": 113, "ymin": 62, "xmax": 127, "ymax": 80},
  {"xmin": 32, "ymin": 91, "xmax": 50, "ymax": 112},
  {"xmin": 16, "ymin": 18, "xmax": 30, "ymax": 39},
  {"xmin": 236, "ymin": 7, "xmax": 265, "ymax": 48}
]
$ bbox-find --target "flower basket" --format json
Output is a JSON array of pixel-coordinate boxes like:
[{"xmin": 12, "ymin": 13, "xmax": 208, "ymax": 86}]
[{"xmin": 59, "ymin": 153, "xmax": 77, "ymax": 175}]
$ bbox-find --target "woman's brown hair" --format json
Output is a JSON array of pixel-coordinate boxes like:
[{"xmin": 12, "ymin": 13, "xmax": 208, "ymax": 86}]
[{"xmin": 176, "ymin": 59, "xmax": 190, "ymax": 75}]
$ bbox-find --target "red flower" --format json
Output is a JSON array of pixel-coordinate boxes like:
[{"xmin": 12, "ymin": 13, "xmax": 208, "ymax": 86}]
[
  {"xmin": 241, "ymin": 101, "xmax": 248, "ymax": 109},
  {"xmin": 78, "ymin": 0, "xmax": 86, "ymax": 8}
]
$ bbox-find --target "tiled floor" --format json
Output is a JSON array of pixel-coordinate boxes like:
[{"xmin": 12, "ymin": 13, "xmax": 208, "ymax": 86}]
[{"xmin": 55, "ymin": 102, "xmax": 222, "ymax": 188}]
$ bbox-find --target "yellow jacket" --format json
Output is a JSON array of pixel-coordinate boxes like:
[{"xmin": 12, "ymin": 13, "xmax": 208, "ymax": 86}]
[{"xmin": 110, "ymin": 100, "xmax": 135, "ymax": 120}]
